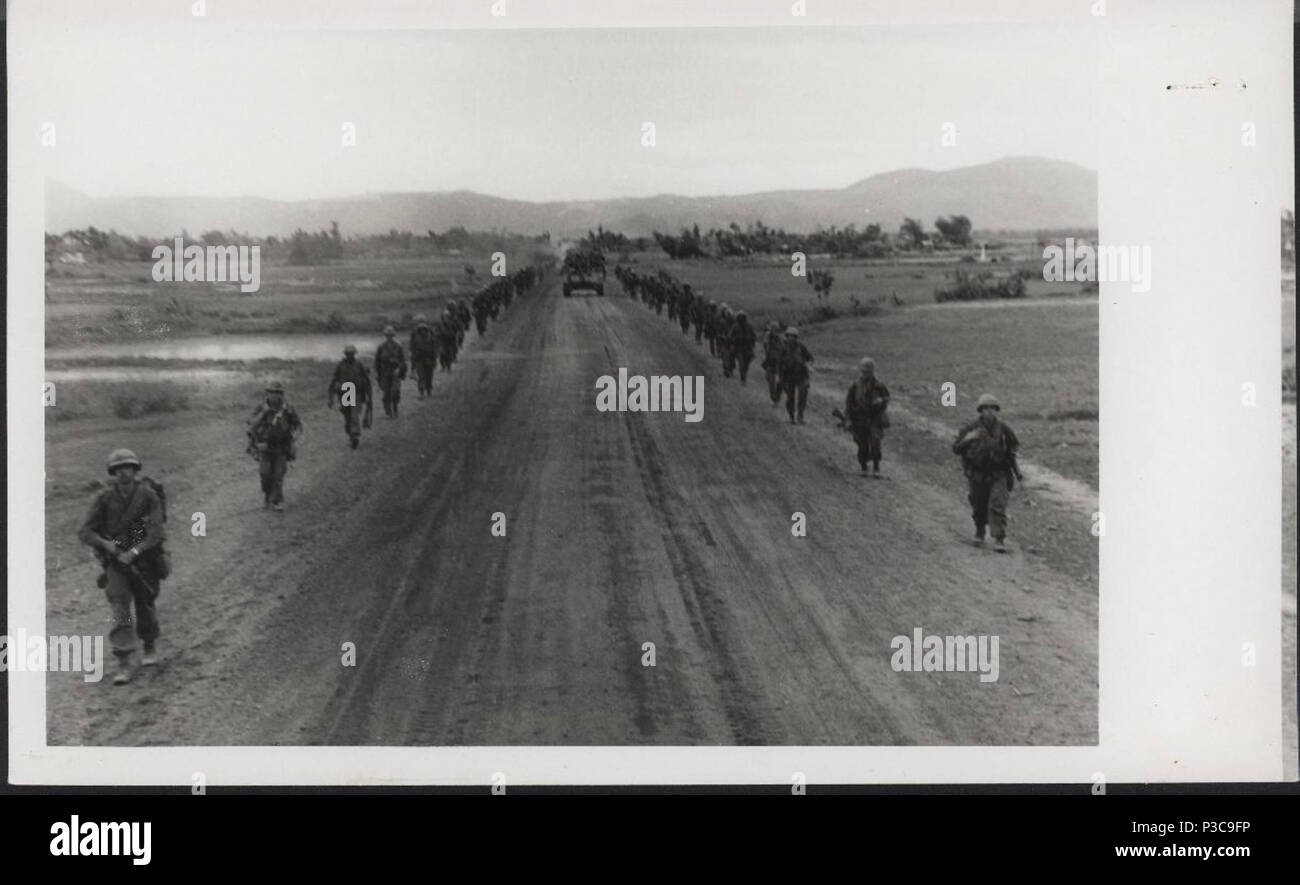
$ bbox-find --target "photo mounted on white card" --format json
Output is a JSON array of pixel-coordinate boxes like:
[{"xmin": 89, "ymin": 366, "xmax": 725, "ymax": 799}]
[{"xmin": 6, "ymin": 0, "xmax": 1292, "ymax": 785}]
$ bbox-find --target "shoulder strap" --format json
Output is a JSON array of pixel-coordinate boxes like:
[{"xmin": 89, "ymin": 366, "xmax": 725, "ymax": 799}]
[{"xmin": 105, "ymin": 482, "xmax": 143, "ymax": 540}]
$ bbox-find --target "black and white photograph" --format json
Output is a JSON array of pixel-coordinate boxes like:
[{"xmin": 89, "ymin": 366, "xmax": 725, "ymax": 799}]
[{"xmin": 5, "ymin": 0, "xmax": 1294, "ymax": 789}]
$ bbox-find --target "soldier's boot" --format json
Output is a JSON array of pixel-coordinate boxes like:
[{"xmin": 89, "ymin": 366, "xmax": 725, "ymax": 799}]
[
  {"xmin": 994, "ymin": 537, "xmax": 1008, "ymax": 553},
  {"xmin": 873, "ymin": 460, "xmax": 882, "ymax": 477},
  {"xmin": 350, "ymin": 435, "xmax": 360, "ymax": 450},
  {"xmin": 112, "ymin": 653, "xmax": 132, "ymax": 685},
  {"xmin": 141, "ymin": 643, "xmax": 158, "ymax": 667},
  {"xmin": 973, "ymin": 524, "xmax": 986, "ymax": 547},
  {"xmin": 272, "ymin": 502, "xmax": 285, "ymax": 512},
  {"xmin": 263, "ymin": 495, "xmax": 271, "ymax": 510}
]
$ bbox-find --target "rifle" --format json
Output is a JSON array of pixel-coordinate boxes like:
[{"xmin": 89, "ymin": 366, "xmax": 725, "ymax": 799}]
[{"xmin": 94, "ymin": 548, "xmax": 160, "ymax": 603}]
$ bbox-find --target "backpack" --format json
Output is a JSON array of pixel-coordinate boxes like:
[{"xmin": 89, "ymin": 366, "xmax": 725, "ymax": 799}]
[
  {"xmin": 139, "ymin": 477, "xmax": 172, "ymax": 582},
  {"xmin": 142, "ymin": 476, "xmax": 167, "ymax": 523}
]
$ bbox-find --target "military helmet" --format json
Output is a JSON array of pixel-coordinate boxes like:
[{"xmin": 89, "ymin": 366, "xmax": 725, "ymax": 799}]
[
  {"xmin": 343, "ymin": 344, "xmax": 358, "ymax": 355},
  {"xmin": 785, "ymin": 327, "xmax": 799, "ymax": 337},
  {"xmin": 383, "ymin": 325, "xmax": 396, "ymax": 336},
  {"xmin": 415, "ymin": 313, "xmax": 427, "ymax": 324},
  {"xmin": 265, "ymin": 381, "xmax": 285, "ymax": 394},
  {"xmin": 106, "ymin": 448, "xmax": 141, "ymax": 474},
  {"xmin": 859, "ymin": 357, "xmax": 875, "ymax": 371},
  {"xmin": 977, "ymin": 393, "xmax": 1001, "ymax": 411}
]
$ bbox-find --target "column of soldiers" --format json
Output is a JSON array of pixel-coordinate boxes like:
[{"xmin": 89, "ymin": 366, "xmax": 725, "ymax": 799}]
[
  {"xmin": 614, "ymin": 264, "xmax": 813, "ymax": 421},
  {"xmin": 614, "ymin": 262, "xmax": 1024, "ymax": 550},
  {"xmin": 82, "ymin": 263, "xmax": 547, "ymax": 682}
]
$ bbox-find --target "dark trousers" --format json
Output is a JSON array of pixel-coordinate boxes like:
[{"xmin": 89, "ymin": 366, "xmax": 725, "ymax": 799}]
[
  {"xmin": 783, "ymin": 379, "xmax": 809, "ymax": 420},
  {"xmin": 259, "ymin": 448, "xmax": 289, "ymax": 504},
  {"xmin": 765, "ymin": 365, "xmax": 782, "ymax": 402},
  {"xmin": 852, "ymin": 425, "xmax": 884, "ymax": 469},
  {"xmin": 968, "ymin": 474, "xmax": 1011, "ymax": 540},
  {"xmin": 736, "ymin": 350, "xmax": 754, "ymax": 383},
  {"xmin": 105, "ymin": 564, "xmax": 159, "ymax": 657},
  {"xmin": 379, "ymin": 374, "xmax": 402, "ymax": 415},
  {"xmin": 414, "ymin": 359, "xmax": 436, "ymax": 395},
  {"xmin": 340, "ymin": 405, "xmax": 362, "ymax": 441}
]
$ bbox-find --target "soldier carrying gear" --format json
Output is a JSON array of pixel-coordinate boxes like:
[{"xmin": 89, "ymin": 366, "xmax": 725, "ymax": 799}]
[
  {"xmin": 329, "ymin": 344, "xmax": 373, "ymax": 449},
  {"xmin": 678, "ymin": 285, "xmax": 694, "ymax": 335},
  {"xmin": 952, "ymin": 393, "xmax": 1022, "ymax": 552},
  {"xmin": 374, "ymin": 326, "xmax": 408, "ymax": 418},
  {"xmin": 247, "ymin": 382, "xmax": 303, "ymax": 511},
  {"xmin": 778, "ymin": 327, "xmax": 814, "ymax": 424},
  {"xmin": 78, "ymin": 448, "xmax": 167, "ymax": 684},
  {"xmin": 716, "ymin": 305, "xmax": 738, "ymax": 377},
  {"xmin": 454, "ymin": 300, "xmax": 471, "ymax": 347},
  {"xmin": 761, "ymin": 321, "xmax": 786, "ymax": 405},
  {"xmin": 436, "ymin": 309, "xmax": 460, "ymax": 372},
  {"xmin": 409, "ymin": 315, "xmax": 439, "ymax": 398},
  {"xmin": 845, "ymin": 357, "xmax": 891, "ymax": 477},
  {"xmin": 728, "ymin": 311, "xmax": 758, "ymax": 385}
]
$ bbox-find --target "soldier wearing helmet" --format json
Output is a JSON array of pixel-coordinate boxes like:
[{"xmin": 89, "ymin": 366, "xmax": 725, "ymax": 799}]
[
  {"xmin": 78, "ymin": 448, "xmax": 166, "ymax": 684},
  {"xmin": 726, "ymin": 311, "xmax": 758, "ymax": 385},
  {"xmin": 247, "ymin": 382, "xmax": 302, "ymax": 511},
  {"xmin": 845, "ymin": 357, "xmax": 891, "ymax": 477},
  {"xmin": 454, "ymin": 300, "xmax": 472, "ymax": 347},
  {"xmin": 761, "ymin": 321, "xmax": 786, "ymax": 404},
  {"xmin": 435, "ymin": 308, "xmax": 460, "ymax": 372},
  {"xmin": 952, "ymin": 393, "xmax": 1022, "ymax": 551},
  {"xmin": 715, "ymin": 304, "xmax": 738, "ymax": 378},
  {"xmin": 677, "ymin": 284, "xmax": 694, "ymax": 335},
  {"xmin": 778, "ymin": 327, "xmax": 814, "ymax": 424},
  {"xmin": 329, "ymin": 344, "xmax": 373, "ymax": 448},
  {"xmin": 374, "ymin": 325, "xmax": 408, "ymax": 418},
  {"xmin": 409, "ymin": 314, "xmax": 439, "ymax": 399}
]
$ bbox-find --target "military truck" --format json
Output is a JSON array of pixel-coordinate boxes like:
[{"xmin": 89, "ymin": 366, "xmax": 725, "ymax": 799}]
[{"xmin": 561, "ymin": 248, "xmax": 606, "ymax": 297}]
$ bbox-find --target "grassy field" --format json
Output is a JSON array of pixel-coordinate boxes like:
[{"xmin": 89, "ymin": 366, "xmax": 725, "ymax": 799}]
[
  {"xmin": 624, "ymin": 250, "xmax": 1099, "ymax": 489},
  {"xmin": 618, "ymin": 245, "xmax": 1090, "ymax": 317},
  {"xmin": 45, "ymin": 359, "xmax": 329, "ymax": 424},
  {"xmin": 45, "ymin": 252, "xmax": 528, "ymax": 346}
]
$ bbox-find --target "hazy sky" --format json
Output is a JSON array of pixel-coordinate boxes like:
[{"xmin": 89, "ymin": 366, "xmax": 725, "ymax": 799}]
[{"xmin": 27, "ymin": 20, "xmax": 1104, "ymax": 202}]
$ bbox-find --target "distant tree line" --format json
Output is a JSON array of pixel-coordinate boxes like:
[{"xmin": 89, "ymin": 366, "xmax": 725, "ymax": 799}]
[
  {"xmin": 45, "ymin": 224, "xmax": 553, "ymax": 267},
  {"xmin": 650, "ymin": 215, "xmax": 976, "ymax": 260}
]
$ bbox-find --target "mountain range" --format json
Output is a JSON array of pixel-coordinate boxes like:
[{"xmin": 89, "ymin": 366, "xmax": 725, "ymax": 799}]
[{"xmin": 46, "ymin": 156, "xmax": 1096, "ymax": 239}]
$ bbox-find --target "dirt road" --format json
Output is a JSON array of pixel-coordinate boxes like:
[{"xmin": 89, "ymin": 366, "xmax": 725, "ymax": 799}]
[{"xmin": 47, "ymin": 283, "xmax": 1097, "ymax": 746}]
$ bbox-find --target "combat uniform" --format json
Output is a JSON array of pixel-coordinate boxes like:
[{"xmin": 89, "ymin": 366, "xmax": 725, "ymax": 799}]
[
  {"xmin": 374, "ymin": 334, "xmax": 408, "ymax": 417},
  {"xmin": 845, "ymin": 371, "xmax": 890, "ymax": 474},
  {"xmin": 329, "ymin": 352, "xmax": 372, "ymax": 447},
  {"xmin": 409, "ymin": 322, "xmax": 439, "ymax": 397},
  {"xmin": 953, "ymin": 402, "xmax": 1020, "ymax": 546},
  {"xmin": 455, "ymin": 302, "xmax": 471, "ymax": 347},
  {"xmin": 762, "ymin": 327, "xmax": 785, "ymax": 404},
  {"xmin": 728, "ymin": 316, "xmax": 757, "ymax": 384},
  {"xmin": 247, "ymin": 392, "xmax": 302, "ymax": 508},
  {"xmin": 779, "ymin": 334, "xmax": 814, "ymax": 423},
  {"xmin": 79, "ymin": 462, "xmax": 166, "ymax": 679},
  {"xmin": 436, "ymin": 316, "xmax": 460, "ymax": 371}
]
